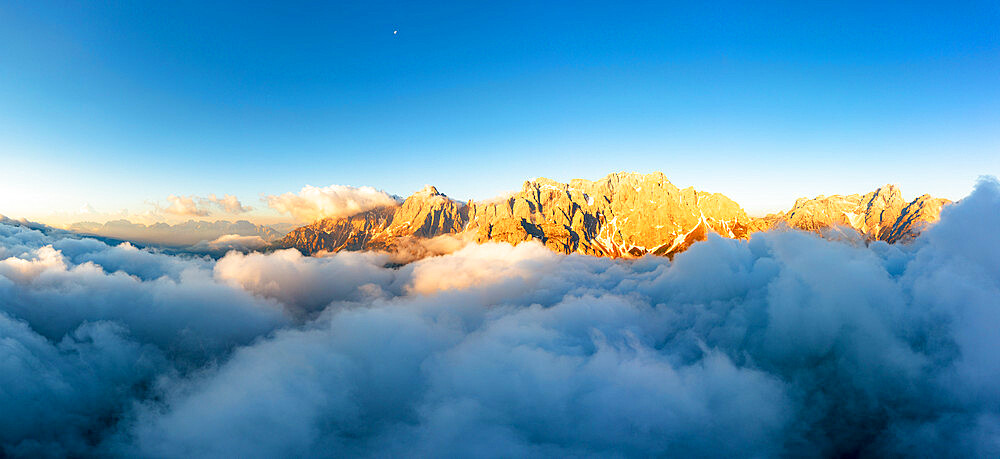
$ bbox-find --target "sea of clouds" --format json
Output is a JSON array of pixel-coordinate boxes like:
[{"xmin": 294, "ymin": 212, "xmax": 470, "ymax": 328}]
[{"xmin": 1, "ymin": 179, "xmax": 998, "ymax": 458}]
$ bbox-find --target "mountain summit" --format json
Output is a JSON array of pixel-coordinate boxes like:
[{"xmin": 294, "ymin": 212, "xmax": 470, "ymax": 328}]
[
  {"xmin": 275, "ymin": 172, "xmax": 950, "ymax": 258},
  {"xmin": 752, "ymin": 185, "xmax": 950, "ymax": 243},
  {"xmin": 466, "ymin": 172, "xmax": 751, "ymax": 257}
]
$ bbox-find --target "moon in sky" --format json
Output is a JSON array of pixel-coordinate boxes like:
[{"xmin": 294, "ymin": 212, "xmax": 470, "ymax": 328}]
[{"xmin": 393, "ymin": 30, "xmax": 398, "ymax": 35}]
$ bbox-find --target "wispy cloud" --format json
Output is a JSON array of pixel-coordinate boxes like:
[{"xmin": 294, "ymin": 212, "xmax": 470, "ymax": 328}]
[
  {"xmin": 162, "ymin": 195, "xmax": 211, "ymax": 217},
  {"xmin": 207, "ymin": 194, "xmax": 252, "ymax": 214},
  {"xmin": 155, "ymin": 194, "xmax": 253, "ymax": 218}
]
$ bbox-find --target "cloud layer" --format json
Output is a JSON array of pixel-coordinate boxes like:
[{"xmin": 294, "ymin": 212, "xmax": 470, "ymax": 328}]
[
  {"xmin": 265, "ymin": 184, "xmax": 400, "ymax": 222},
  {"xmin": 1, "ymin": 179, "xmax": 999, "ymax": 457}
]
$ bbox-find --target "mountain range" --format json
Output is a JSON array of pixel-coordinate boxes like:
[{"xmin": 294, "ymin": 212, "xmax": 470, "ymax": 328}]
[
  {"xmin": 275, "ymin": 172, "xmax": 950, "ymax": 258},
  {"xmin": 68, "ymin": 219, "xmax": 291, "ymax": 247}
]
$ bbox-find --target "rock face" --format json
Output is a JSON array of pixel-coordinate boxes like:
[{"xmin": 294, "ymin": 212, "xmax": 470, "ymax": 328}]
[
  {"xmin": 466, "ymin": 172, "xmax": 751, "ymax": 257},
  {"xmin": 386, "ymin": 185, "xmax": 465, "ymax": 238},
  {"xmin": 276, "ymin": 207, "xmax": 397, "ymax": 254},
  {"xmin": 274, "ymin": 172, "xmax": 951, "ymax": 259},
  {"xmin": 754, "ymin": 185, "xmax": 951, "ymax": 243},
  {"xmin": 882, "ymin": 194, "xmax": 951, "ymax": 243},
  {"xmin": 276, "ymin": 172, "xmax": 751, "ymax": 257}
]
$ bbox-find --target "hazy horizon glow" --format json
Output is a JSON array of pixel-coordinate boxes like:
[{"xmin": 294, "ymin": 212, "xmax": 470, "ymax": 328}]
[{"xmin": 1, "ymin": 1, "xmax": 997, "ymax": 224}]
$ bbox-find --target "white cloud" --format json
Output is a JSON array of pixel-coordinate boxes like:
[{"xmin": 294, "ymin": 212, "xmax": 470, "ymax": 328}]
[
  {"xmin": 404, "ymin": 241, "xmax": 561, "ymax": 295},
  {"xmin": 265, "ymin": 184, "xmax": 399, "ymax": 222},
  {"xmin": 0, "ymin": 178, "xmax": 999, "ymax": 457},
  {"xmin": 213, "ymin": 248, "xmax": 394, "ymax": 317}
]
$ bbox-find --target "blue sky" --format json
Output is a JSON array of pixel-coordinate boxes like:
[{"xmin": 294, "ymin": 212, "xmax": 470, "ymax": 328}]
[{"xmin": 1, "ymin": 1, "xmax": 997, "ymax": 223}]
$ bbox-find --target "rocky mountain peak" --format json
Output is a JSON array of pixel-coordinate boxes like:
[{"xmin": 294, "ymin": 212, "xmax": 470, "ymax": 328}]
[
  {"xmin": 865, "ymin": 184, "xmax": 905, "ymax": 207},
  {"xmin": 414, "ymin": 185, "xmax": 441, "ymax": 197},
  {"xmin": 875, "ymin": 183, "xmax": 901, "ymax": 195},
  {"xmin": 388, "ymin": 185, "xmax": 463, "ymax": 238},
  {"xmin": 770, "ymin": 184, "xmax": 949, "ymax": 242},
  {"xmin": 274, "ymin": 172, "xmax": 950, "ymax": 261}
]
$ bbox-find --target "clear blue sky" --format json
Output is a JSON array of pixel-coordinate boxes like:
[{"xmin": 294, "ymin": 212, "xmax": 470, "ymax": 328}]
[{"xmin": 1, "ymin": 1, "xmax": 998, "ymax": 222}]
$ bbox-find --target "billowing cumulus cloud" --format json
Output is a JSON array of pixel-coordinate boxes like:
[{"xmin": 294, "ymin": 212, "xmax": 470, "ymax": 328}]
[
  {"xmin": 265, "ymin": 184, "xmax": 400, "ymax": 222},
  {"xmin": 214, "ymin": 248, "xmax": 394, "ymax": 317},
  {"xmin": 1, "ymin": 179, "xmax": 999, "ymax": 457}
]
